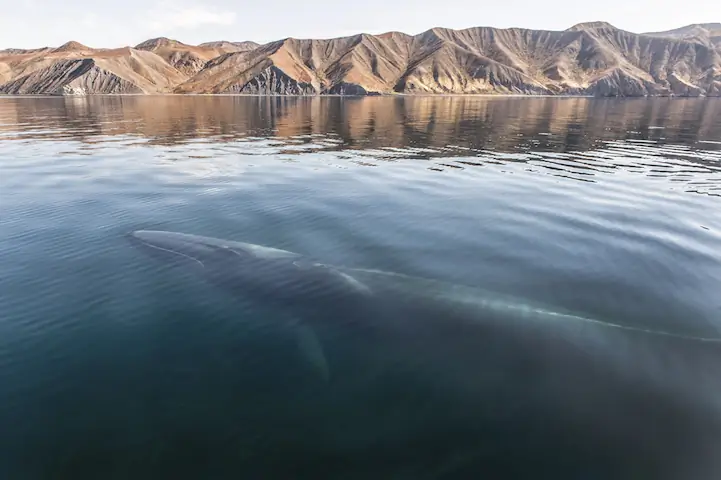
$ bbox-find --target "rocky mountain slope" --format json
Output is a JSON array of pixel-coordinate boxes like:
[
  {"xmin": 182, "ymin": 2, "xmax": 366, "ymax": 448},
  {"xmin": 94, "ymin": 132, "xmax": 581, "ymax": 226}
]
[
  {"xmin": 1, "ymin": 22, "xmax": 720, "ymax": 96},
  {"xmin": 134, "ymin": 38, "xmax": 258, "ymax": 76},
  {"xmin": 0, "ymin": 43, "xmax": 187, "ymax": 94}
]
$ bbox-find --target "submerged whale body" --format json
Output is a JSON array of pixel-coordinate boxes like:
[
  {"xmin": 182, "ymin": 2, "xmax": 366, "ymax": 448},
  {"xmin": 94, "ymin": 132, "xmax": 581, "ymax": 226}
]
[{"xmin": 129, "ymin": 229, "xmax": 721, "ymax": 479}]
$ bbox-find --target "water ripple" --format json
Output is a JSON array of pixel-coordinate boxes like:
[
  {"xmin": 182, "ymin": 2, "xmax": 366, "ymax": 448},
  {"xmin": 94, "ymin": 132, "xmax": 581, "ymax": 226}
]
[{"xmin": 1, "ymin": 96, "xmax": 721, "ymax": 477}]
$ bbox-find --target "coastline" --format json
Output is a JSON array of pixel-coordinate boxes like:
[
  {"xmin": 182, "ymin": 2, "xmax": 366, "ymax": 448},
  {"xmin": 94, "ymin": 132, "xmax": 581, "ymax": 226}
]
[{"xmin": 2, "ymin": 93, "xmax": 717, "ymax": 99}]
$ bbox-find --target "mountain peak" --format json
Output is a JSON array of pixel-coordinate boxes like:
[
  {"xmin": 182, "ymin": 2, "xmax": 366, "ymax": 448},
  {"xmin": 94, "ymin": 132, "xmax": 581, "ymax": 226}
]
[
  {"xmin": 693, "ymin": 22, "xmax": 721, "ymax": 29},
  {"xmin": 198, "ymin": 41, "xmax": 233, "ymax": 47},
  {"xmin": 567, "ymin": 21, "xmax": 618, "ymax": 32},
  {"xmin": 644, "ymin": 23, "xmax": 721, "ymax": 38},
  {"xmin": 135, "ymin": 37, "xmax": 184, "ymax": 50},
  {"xmin": 198, "ymin": 40, "xmax": 259, "ymax": 52},
  {"xmin": 53, "ymin": 41, "xmax": 90, "ymax": 53}
]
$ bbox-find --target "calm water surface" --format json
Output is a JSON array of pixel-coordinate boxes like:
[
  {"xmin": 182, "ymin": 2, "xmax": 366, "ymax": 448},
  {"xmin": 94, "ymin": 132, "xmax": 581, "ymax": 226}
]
[{"xmin": 1, "ymin": 96, "xmax": 721, "ymax": 479}]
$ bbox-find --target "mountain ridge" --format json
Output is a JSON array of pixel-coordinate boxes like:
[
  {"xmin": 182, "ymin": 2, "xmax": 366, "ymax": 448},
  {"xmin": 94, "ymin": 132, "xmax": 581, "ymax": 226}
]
[{"xmin": 1, "ymin": 21, "xmax": 720, "ymax": 96}]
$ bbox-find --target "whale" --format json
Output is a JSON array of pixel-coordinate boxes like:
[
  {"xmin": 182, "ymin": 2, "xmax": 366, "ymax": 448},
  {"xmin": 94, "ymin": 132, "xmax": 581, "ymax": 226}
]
[{"xmin": 128, "ymin": 229, "xmax": 721, "ymax": 479}]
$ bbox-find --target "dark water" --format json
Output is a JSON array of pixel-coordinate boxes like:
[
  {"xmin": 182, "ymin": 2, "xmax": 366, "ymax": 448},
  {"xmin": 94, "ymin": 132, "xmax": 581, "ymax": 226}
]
[{"xmin": 1, "ymin": 96, "xmax": 721, "ymax": 479}]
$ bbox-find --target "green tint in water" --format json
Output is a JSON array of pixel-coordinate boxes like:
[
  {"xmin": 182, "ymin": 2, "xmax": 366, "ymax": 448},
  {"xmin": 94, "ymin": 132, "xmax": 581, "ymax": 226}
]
[{"xmin": 1, "ymin": 96, "xmax": 721, "ymax": 479}]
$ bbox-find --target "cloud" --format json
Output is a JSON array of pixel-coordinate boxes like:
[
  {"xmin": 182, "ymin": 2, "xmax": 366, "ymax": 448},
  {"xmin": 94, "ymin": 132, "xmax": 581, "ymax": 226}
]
[{"xmin": 144, "ymin": 3, "xmax": 236, "ymax": 30}]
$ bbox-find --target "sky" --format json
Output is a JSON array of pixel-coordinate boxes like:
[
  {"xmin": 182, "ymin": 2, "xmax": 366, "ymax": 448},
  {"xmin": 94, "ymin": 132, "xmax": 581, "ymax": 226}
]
[{"xmin": 0, "ymin": 0, "xmax": 718, "ymax": 49}]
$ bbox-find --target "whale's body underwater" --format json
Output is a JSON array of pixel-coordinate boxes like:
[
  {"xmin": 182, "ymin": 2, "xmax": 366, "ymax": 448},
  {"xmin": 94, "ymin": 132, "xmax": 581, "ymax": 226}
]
[{"xmin": 129, "ymin": 230, "xmax": 721, "ymax": 479}]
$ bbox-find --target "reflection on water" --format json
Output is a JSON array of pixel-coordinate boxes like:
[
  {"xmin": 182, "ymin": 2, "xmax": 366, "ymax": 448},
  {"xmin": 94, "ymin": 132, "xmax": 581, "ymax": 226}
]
[
  {"xmin": 2, "ymin": 96, "xmax": 720, "ymax": 195},
  {"xmin": 1, "ymin": 96, "xmax": 721, "ymax": 479}
]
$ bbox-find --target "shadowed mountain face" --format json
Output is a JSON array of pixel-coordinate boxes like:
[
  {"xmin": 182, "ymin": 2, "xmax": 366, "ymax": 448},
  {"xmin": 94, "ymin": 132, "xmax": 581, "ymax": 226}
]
[{"xmin": 1, "ymin": 22, "xmax": 720, "ymax": 96}]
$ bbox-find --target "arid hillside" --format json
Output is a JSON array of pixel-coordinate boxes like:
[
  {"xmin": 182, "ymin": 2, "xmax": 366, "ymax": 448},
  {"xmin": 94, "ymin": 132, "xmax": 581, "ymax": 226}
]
[
  {"xmin": 134, "ymin": 38, "xmax": 259, "ymax": 76},
  {"xmin": 0, "ymin": 41, "xmax": 187, "ymax": 94},
  {"xmin": 1, "ymin": 22, "xmax": 720, "ymax": 96}
]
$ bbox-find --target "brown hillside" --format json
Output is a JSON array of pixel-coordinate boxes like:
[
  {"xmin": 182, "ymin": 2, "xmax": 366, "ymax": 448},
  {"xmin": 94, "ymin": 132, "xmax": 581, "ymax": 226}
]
[
  {"xmin": 134, "ymin": 37, "xmax": 258, "ymax": 75},
  {"xmin": 0, "ymin": 47, "xmax": 187, "ymax": 94},
  {"xmin": 1, "ymin": 22, "xmax": 719, "ymax": 96},
  {"xmin": 175, "ymin": 22, "xmax": 721, "ymax": 96}
]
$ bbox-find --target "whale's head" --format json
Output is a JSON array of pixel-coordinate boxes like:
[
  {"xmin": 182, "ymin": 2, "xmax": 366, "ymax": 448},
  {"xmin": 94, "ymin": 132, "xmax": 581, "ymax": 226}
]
[
  {"xmin": 129, "ymin": 230, "xmax": 300, "ymax": 268},
  {"xmin": 129, "ymin": 230, "xmax": 371, "ymax": 305}
]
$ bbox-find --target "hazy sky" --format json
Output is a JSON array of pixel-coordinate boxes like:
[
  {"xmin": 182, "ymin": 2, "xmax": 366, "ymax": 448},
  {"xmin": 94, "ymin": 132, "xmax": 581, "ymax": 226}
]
[{"xmin": 0, "ymin": 0, "xmax": 718, "ymax": 48}]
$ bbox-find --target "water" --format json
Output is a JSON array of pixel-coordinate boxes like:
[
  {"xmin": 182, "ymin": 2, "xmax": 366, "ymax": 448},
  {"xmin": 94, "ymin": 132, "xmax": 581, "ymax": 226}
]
[{"xmin": 1, "ymin": 96, "xmax": 721, "ymax": 479}]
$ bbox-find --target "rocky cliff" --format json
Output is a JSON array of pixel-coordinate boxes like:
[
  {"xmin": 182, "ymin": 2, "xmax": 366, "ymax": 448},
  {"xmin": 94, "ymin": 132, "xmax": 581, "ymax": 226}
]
[{"xmin": 1, "ymin": 22, "xmax": 720, "ymax": 96}]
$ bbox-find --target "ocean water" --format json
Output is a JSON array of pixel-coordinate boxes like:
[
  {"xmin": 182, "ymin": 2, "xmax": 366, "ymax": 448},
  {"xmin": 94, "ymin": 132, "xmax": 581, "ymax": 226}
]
[{"xmin": 1, "ymin": 95, "xmax": 721, "ymax": 479}]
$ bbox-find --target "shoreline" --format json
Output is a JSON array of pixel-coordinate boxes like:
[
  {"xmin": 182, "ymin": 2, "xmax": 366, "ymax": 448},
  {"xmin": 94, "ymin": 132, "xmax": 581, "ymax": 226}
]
[{"xmin": 1, "ymin": 93, "xmax": 717, "ymax": 99}]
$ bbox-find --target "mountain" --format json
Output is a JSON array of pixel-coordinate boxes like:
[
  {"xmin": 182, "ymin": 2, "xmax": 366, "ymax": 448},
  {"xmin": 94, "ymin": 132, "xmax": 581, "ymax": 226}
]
[
  {"xmin": 52, "ymin": 41, "xmax": 92, "ymax": 53},
  {"xmin": 134, "ymin": 37, "xmax": 252, "ymax": 75},
  {"xmin": 1, "ymin": 22, "xmax": 720, "ymax": 96},
  {"xmin": 197, "ymin": 41, "xmax": 259, "ymax": 53},
  {"xmin": 0, "ymin": 46, "xmax": 187, "ymax": 94},
  {"xmin": 0, "ymin": 47, "xmax": 52, "ymax": 84},
  {"xmin": 645, "ymin": 23, "xmax": 721, "ymax": 39},
  {"xmin": 175, "ymin": 22, "xmax": 721, "ymax": 96},
  {"xmin": 644, "ymin": 23, "xmax": 721, "ymax": 50}
]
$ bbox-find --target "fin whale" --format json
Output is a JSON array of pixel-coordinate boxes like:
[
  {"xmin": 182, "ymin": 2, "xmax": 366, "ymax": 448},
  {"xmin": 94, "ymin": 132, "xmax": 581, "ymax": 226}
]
[{"xmin": 128, "ymin": 229, "xmax": 721, "ymax": 479}]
